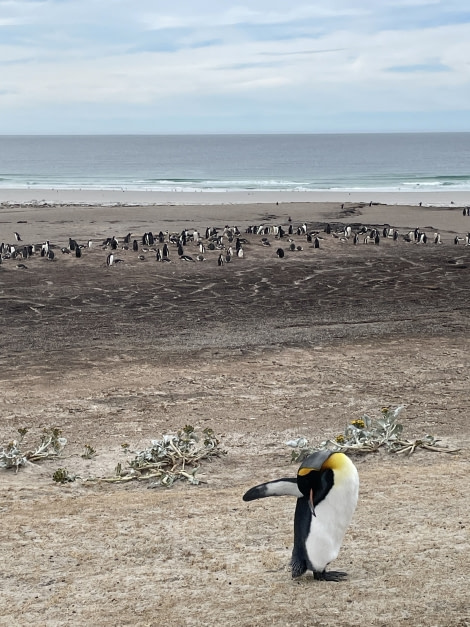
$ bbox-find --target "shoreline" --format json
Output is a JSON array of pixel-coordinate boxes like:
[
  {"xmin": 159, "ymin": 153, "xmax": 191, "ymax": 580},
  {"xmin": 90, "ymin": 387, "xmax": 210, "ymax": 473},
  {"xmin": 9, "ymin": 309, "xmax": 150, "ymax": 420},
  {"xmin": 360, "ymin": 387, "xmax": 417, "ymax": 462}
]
[{"xmin": 1, "ymin": 188, "xmax": 469, "ymax": 207}]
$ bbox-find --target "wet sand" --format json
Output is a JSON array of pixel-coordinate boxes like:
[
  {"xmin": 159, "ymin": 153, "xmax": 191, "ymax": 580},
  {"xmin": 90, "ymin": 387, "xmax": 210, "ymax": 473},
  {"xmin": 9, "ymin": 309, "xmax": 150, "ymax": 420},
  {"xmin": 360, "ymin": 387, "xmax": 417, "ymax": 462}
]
[{"xmin": 0, "ymin": 197, "xmax": 469, "ymax": 626}]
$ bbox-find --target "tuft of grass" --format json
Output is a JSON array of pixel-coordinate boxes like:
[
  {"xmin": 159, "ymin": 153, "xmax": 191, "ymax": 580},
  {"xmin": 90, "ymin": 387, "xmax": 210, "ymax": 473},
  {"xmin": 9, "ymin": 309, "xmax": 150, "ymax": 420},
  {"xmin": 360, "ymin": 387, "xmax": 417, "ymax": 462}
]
[
  {"xmin": 89, "ymin": 425, "xmax": 226, "ymax": 487},
  {"xmin": 287, "ymin": 406, "xmax": 460, "ymax": 462},
  {"xmin": 0, "ymin": 427, "xmax": 67, "ymax": 472},
  {"xmin": 81, "ymin": 444, "xmax": 96, "ymax": 459},
  {"xmin": 52, "ymin": 468, "xmax": 76, "ymax": 483}
]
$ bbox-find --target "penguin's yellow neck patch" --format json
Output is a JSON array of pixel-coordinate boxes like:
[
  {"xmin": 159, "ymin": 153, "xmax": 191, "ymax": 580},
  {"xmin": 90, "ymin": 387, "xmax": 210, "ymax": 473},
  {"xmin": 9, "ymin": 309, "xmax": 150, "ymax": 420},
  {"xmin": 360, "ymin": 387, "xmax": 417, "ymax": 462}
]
[{"xmin": 321, "ymin": 452, "xmax": 350, "ymax": 472}]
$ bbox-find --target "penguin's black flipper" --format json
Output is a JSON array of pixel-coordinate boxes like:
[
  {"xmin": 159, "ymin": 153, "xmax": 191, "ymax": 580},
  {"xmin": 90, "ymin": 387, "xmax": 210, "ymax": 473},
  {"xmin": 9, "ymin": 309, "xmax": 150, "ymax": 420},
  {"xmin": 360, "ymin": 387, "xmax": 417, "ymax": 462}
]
[
  {"xmin": 313, "ymin": 570, "xmax": 348, "ymax": 582},
  {"xmin": 243, "ymin": 478, "xmax": 302, "ymax": 501}
]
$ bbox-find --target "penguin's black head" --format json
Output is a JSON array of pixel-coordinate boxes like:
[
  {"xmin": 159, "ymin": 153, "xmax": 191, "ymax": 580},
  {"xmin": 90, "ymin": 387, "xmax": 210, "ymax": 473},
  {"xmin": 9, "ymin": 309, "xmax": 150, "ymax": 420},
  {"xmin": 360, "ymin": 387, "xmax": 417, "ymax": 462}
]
[{"xmin": 297, "ymin": 450, "xmax": 334, "ymax": 516}]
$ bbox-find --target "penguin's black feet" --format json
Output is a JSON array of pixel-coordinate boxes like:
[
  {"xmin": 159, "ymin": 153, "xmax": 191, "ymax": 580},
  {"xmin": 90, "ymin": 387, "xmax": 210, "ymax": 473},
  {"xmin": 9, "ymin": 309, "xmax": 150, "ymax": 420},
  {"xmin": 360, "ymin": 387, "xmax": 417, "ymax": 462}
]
[
  {"xmin": 291, "ymin": 559, "xmax": 307, "ymax": 579},
  {"xmin": 313, "ymin": 570, "xmax": 348, "ymax": 582}
]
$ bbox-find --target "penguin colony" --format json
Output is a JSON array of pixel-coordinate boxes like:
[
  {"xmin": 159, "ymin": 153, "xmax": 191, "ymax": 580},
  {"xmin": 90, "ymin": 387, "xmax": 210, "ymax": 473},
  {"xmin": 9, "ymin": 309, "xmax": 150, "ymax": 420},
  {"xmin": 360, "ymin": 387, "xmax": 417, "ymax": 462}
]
[
  {"xmin": 243, "ymin": 450, "xmax": 359, "ymax": 581},
  {"xmin": 1, "ymin": 209, "xmax": 470, "ymax": 270}
]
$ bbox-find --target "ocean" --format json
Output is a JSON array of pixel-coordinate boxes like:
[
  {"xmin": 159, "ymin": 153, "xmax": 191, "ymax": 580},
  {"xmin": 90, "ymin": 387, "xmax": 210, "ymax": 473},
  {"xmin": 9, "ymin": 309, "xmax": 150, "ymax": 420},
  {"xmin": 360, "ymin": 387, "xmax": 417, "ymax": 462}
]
[{"xmin": 0, "ymin": 133, "xmax": 469, "ymax": 193}]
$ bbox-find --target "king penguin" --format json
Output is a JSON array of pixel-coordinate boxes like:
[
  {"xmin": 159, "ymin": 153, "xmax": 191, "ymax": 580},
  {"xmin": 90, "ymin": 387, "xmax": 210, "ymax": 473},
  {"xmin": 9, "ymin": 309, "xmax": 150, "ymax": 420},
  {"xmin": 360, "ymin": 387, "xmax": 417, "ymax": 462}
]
[{"xmin": 243, "ymin": 450, "xmax": 359, "ymax": 581}]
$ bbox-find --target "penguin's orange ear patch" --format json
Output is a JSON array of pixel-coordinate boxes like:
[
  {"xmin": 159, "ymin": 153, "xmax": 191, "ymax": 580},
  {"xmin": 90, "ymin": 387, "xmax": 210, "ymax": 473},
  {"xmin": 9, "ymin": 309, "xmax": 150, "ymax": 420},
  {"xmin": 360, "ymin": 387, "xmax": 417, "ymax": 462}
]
[{"xmin": 298, "ymin": 466, "xmax": 318, "ymax": 476}]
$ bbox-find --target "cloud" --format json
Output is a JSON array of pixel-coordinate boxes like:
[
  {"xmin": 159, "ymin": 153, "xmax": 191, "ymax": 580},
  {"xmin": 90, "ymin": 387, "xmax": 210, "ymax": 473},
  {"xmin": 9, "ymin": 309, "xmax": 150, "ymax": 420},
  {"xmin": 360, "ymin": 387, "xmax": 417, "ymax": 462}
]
[
  {"xmin": 0, "ymin": 1, "xmax": 470, "ymax": 132},
  {"xmin": 386, "ymin": 62, "xmax": 451, "ymax": 73}
]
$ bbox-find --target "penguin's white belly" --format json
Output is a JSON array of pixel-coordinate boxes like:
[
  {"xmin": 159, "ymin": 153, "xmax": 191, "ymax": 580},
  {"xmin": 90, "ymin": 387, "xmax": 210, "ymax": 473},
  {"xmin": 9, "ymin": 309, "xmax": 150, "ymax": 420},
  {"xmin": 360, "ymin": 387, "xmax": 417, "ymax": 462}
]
[{"xmin": 305, "ymin": 469, "xmax": 359, "ymax": 572}]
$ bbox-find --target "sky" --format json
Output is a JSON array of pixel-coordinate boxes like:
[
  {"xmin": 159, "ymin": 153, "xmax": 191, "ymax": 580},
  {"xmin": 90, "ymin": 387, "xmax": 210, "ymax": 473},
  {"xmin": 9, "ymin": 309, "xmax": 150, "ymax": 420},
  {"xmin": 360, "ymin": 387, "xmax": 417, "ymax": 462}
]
[{"xmin": 1, "ymin": 0, "xmax": 470, "ymax": 134}]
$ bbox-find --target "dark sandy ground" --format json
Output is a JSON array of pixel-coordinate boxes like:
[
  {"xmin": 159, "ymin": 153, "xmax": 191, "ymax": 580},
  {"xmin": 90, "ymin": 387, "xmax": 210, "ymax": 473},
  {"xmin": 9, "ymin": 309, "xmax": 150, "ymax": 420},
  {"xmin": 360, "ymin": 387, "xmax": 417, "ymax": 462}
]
[{"xmin": 0, "ymin": 203, "xmax": 469, "ymax": 626}]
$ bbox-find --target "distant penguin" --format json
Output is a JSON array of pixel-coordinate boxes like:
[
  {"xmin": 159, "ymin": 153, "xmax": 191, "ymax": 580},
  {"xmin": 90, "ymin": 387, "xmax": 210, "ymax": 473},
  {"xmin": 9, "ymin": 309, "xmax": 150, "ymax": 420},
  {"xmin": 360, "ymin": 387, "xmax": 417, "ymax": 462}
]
[
  {"xmin": 156, "ymin": 248, "xmax": 162, "ymax": 261},
  {"xmin": 106, "ymin": 253, "xmax": 114, "ymax": 266},
  {"xmin": 276, "ymin": 248, "xmax": 285, "ymax": 258},
  {"xmin": 177, "ymin": 243, "xmax": 184, "ymax": 257},
  {"xmin": 353, "ymin": 233, "xmax": 359, "ymax": 245},
  {"xmin": 47, "ymin": 250, "xmax": 55, "ymax": 261},
  {"xmin": 217, "ymin": 253, "xmax": 224, "ymax": 266},
  {"xmin": 14, "ymin": 232, "xmax": 22, "ymax": 242},
  {"xmin": 133, "ymin": 240, "xmax": 139, "ymax": 252},
  {"xmin": 75, "ymin": 246, "xmax": 82, "ymax": 258},
  {"xmin": 325, "ymin": 224, "xmax": 331, "ymax": 235},
  {"xmin": 163, "ymin": 243, "xmax": 169, "ymax": 258},
  {"xmin": 314, "ymin": 237, "xmax": 320, "ymax": 249},
  {"xmin": 243, "ymin": 450, "xmax": 359, "ymax": 581}
]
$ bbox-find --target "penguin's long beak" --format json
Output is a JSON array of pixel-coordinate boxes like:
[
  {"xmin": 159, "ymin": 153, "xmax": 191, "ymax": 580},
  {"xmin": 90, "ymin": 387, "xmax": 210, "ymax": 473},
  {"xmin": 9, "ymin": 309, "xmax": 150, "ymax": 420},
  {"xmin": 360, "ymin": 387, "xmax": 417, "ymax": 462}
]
[{"xmin": 309, "ymin": 488, "xmax": 316, "ymax": 517}]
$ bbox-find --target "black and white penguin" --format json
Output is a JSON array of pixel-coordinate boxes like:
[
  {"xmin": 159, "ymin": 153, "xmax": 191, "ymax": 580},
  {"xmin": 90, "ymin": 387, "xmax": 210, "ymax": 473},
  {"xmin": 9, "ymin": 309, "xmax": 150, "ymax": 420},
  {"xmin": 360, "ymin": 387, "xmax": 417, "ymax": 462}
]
[{"xmin": 243, "ymin": 450, "xmax": 359, "ymax": 581}]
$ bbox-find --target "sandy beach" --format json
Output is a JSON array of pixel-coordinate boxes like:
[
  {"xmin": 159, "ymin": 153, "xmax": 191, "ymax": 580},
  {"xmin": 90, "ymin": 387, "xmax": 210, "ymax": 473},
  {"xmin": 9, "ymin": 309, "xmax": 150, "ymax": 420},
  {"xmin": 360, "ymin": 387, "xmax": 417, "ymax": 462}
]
[
  {"xmin": 1, "ymin": 187, "xmax": 470, "ymax": 208},
  {"xmin": 1, "ymin": 193, "xmax": 469, "ymax": 626}
]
